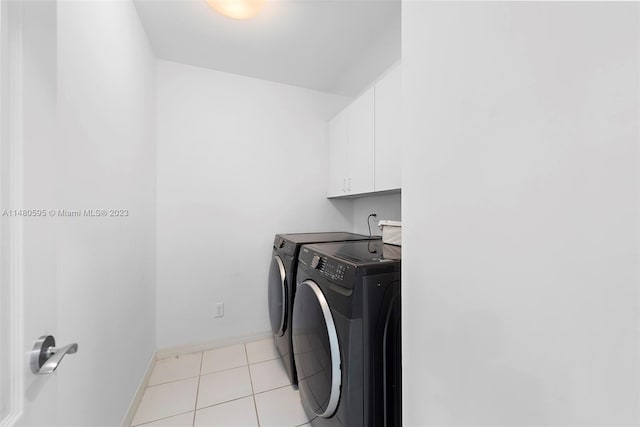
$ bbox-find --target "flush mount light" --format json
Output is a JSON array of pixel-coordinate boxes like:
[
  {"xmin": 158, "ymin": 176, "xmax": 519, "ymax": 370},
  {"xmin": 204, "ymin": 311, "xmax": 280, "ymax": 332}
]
[{"xmin": 207, "ymin": 0, "xmax": 265, "ymax": 20}]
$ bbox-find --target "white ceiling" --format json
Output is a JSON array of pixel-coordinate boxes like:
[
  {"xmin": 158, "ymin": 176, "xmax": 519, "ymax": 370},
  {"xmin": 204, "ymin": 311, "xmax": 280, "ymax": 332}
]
[{"xmin": 133, "ymin": 0, "xmax": 401, "ymax": 97}]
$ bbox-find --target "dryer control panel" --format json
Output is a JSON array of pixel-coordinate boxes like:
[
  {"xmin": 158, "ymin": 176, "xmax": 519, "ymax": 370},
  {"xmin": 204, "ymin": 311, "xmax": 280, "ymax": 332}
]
[{"xmin": 273, "ymin": 236, "xmax": 296, "ymax": 257}]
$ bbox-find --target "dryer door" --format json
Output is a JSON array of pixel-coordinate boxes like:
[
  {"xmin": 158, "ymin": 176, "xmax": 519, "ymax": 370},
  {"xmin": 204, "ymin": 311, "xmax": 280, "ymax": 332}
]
[
  {"xmin": 268, "ymin": 255, "xmax": 287, "ymax": 336},
  {"xmin": 292, "ymin": 280, "xmax": 341, "ymax": 418}
]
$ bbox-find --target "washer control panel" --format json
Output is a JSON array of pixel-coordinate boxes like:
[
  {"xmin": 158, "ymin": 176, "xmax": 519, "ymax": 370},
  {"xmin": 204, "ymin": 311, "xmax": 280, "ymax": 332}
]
[{"xmin": 300, "ymin": 247, "xmax": 353, "ymax": 285}]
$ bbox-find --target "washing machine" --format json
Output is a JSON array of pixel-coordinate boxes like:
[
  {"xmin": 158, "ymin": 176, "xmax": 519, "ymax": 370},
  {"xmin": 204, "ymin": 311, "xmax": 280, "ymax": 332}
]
[
  {"xmin": 292, "ymin": 240, "xmax": 401, "ymax": 427},
  {"xmin": 269, "ymin": 232, "xmax": 379, "ymax": 386}
]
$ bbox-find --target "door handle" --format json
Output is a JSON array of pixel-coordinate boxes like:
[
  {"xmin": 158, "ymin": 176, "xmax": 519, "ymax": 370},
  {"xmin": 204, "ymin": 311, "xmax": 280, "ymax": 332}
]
[{"xmin": 30, "ymin": 335, "xmax": 78, "ymax": 374}]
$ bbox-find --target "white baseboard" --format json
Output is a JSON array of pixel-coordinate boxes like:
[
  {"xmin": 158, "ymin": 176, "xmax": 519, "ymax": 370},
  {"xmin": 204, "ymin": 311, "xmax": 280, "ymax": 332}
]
[
  {"xmin": 121, "ymin": 353, "xmax": 156, "ymax": 427},
  {"xmin": 156, "ymin": 331, "xmax": 273, "ymax": 360}
]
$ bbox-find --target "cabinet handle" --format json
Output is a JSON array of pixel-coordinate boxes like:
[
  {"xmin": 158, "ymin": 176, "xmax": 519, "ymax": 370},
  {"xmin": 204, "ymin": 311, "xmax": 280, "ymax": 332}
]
[
  {"xmin": 348, "ymin": 177, "xmax": 351, "ymax": 192},
  {"xmin": 343, "ymin": 178, "xmax": 346, "ymax": 192}
]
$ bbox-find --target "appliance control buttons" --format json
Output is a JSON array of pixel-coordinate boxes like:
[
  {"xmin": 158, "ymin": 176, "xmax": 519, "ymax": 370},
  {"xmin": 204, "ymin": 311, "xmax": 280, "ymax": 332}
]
[
  {"xmin": 319, "ymin": 261, "xmax": 345, "ymax": 281},
  {"xmin": 309, "ymin": 256, "xmax": 348, "ymax": 281},
  {"xmin": 310, "ymin": 254, "xmax": 321, "ymax": 269}
]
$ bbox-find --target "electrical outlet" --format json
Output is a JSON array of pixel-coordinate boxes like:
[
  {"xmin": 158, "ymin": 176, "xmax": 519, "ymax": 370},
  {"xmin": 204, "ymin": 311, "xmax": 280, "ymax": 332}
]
[{"xmin": 215, "ymin": 302, "xmax": 224, "ymax": 318}]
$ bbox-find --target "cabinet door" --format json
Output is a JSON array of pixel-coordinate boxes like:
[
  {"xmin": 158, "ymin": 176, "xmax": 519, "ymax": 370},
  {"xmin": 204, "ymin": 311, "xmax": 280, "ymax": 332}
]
[
  {"xmin": 374, "ymin": 64, "xmax": 401, "ymax": 191},
  {"xmin": 328, "ymin": 109, "xmax": 348, "ymax": 197},
  {"xmin": 347, "ymin": 86, "xmax": 375, "ymax": 195}
]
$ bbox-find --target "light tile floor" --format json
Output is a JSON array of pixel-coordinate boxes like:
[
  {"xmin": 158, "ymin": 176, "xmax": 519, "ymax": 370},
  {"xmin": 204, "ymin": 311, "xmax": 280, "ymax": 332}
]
[{"xmin": 131, "ymin": 338, "xmax": 311, "ymax": 427}]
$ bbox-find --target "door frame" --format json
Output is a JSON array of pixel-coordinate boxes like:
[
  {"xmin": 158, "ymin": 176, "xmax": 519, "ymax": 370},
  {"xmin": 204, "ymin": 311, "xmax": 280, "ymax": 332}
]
[{"xmin": 0, "ymin": 0, "xmax": 25, "ymax": 425}]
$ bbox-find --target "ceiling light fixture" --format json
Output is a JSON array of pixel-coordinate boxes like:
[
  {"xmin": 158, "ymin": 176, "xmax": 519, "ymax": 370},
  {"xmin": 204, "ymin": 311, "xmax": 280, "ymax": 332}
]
[{"xmin": 207, "ymin": 0, "xmax": 265, "ymax": 20}]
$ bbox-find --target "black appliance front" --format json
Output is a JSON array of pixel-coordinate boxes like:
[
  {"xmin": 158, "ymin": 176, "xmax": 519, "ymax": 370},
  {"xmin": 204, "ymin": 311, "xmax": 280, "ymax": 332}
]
[
  {"xmin": 293, "ymin": 280, "xmax": 342, "ymax": 417},
  {"xmin": 292, "ymin": 240, "xmax": 401, "ymax": 427},
  {"xmin": 268, "ymin": 233, "xmax": 380, "ymax": 387}
]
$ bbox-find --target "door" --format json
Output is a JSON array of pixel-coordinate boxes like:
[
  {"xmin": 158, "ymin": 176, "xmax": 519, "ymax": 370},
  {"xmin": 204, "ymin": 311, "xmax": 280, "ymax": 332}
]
[
  {"xmin": 4, "ymin": 2, "xmax": 157, "ymax": 425},
  {"xmin": 292, "ymin": 280, "xmax": 341, "ymax": 418},
  {"xmin": 1, "ymin": 1, "xmax": 60, "ymax": 426},
  {"xmin": 268, "ymin": 255, "xmax": 287, "ymax": 336}
]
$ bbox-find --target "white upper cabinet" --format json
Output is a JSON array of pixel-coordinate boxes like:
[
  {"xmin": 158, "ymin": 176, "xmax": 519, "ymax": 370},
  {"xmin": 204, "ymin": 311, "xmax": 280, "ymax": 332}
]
[
  {"xmin": 328, "ymin": 109, "xmax": 349, "ymax": 197},
  {"xmin": 347, "ymin": 86, "xmax": 375, "ymax": 195},
  {"xmin": 374, "ymin": 64, "xmax": 401, "ymax": 191},
  {"xmin": 327, "ymin": 87, "xmax": 375, "ymax": 197},
  {"xmin": 327, "ymin": 64, "xmax": 401, "ymax": 198}
]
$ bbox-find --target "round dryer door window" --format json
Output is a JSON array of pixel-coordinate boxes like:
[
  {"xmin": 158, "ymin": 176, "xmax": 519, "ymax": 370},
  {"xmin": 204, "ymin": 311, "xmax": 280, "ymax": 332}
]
[
  {"xmin": 292, "ymin": 280, "xmax": 341, "ymax": 418},
  {"xmin": 268, "ymin": 255, "xmax": 287, "ymax": 336}
]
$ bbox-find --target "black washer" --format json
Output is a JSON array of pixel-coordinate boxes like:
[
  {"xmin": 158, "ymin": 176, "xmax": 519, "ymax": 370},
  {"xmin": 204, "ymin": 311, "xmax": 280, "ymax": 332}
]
[
  {"xmin": 292, "ymin": 240, "xmax": 401, "ymax": 427},
  {"xmin": 268, "ymin": 232, "xmax": 380, "ymax": 386}
]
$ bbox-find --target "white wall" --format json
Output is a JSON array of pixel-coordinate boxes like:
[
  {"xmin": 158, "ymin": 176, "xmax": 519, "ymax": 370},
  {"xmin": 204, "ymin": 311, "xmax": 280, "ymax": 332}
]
[
  {"xmin": 329, "ymin": 11, "xmax": 400, "ymax": 98},
  {"xmin": 352, "ymin": 192, "xmax": 401, "ymax": 236},
  {"xmin": 156, "ymin": 60, "xmax": 353, "ymax": 349},
  {"xmin": 403, "ymin": 2, "xmax": 638, "ymax": 426},
  {"xmin": 54, "ymin": 1, "xmax": 157, "ymax": 425}
]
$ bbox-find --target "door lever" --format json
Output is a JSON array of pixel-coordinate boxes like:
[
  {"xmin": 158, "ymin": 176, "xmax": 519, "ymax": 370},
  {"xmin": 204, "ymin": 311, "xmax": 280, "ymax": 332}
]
[{"xmin": 30, "ymin": 335, "xmax": 78, "ymax": 374}]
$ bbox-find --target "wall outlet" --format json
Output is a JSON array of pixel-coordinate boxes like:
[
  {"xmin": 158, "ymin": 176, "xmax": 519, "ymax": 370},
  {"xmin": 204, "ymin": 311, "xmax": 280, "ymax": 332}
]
[{"xmin": 215, "ymin": 302, "xmax": 224, "ymax": 318}]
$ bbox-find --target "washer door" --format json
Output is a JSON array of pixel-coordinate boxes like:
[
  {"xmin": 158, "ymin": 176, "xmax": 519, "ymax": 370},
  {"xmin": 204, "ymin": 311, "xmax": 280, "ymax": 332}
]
[
  {"xmin": 292, "ymin": 280, "xmax": 341, "ymax": 418},
  {"xmin": 268, "ymin": 255, "xmax": 287, "ymax": 336}
]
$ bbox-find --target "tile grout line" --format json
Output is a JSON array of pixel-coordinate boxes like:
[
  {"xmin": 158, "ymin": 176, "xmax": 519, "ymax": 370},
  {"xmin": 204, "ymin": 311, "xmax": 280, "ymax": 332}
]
[
  {"xmin": 193, "ymin": 393, "xmax": 254, "ymax": 413},
  {"xmin": 201, "ymin": 355, "xmax": 277, "ymax": 376},
  {"xmin": 253, "ymin": 383, "xmax": 292, "ymax": 396},
  {"xmin": 145, "ymin": 351, "xmax": 262, "ymax": 388},
  {"xmin": 247, "ymin": 356, "xmax": 280, "ymax": 366},
  {"xmin": 200, "ymin": 345, "xmax": 277, "ymax": 377},
  {"xmin": 192, "ymin": 352, "xmax": 204, "ymax": 427},
  {"xmin": 146, "ymin": 374, "xmax": 200, "ymax": 389},
  {"xmin": 244, "ymin": 343, "xmax": 261, "ymax": 427},
  {"xmin": 145, "ymin": 353, "xmax": 274, "ymax": 390},
  {"xmin": 132, "ymin": 410, "xmax": 194, "ymax": 427},
  {"xmin": 193, "ymin": 381, "xmax": 291, "ymax": 413}
]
